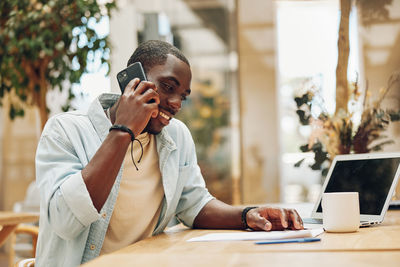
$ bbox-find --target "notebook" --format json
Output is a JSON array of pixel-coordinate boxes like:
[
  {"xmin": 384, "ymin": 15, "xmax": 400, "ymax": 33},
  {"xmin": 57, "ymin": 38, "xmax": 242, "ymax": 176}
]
[{"xmin": 303, "ymin": 152, "xmax": 400, "ymax": 227}]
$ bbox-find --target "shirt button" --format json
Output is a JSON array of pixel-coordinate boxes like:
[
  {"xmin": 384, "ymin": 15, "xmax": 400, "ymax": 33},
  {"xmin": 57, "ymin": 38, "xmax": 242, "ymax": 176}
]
[
  {"xmin": 90, "ymin": 244, "xmax": 96, "ymax": 250},
  {"xmin": 102, "ymin": 213, "xmax": 107, "ymax": 219}
]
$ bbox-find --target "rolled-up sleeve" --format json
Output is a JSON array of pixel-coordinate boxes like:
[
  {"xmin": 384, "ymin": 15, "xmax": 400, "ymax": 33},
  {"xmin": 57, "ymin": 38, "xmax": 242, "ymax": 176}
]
[
  {"xmin": 175, "ymin": 164, "xmax": 214, "ymax": 227},
  {"xmin": 36, "ymin": 125, "xmax": 100, "ymax": 240},
  {"xmin": 173, "ymin": 122, "xmax": 214, "ymax": 227}
]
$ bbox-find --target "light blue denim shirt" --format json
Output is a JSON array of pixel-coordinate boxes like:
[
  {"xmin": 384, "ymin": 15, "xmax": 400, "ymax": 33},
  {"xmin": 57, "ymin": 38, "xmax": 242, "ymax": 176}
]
[{"xmin": 35, "ymin": 93, "xmax": 214, "ymax": 267}]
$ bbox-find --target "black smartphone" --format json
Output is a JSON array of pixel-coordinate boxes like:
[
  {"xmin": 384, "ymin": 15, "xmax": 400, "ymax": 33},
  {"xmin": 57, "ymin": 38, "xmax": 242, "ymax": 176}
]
[{"xmin": 116, "ymin": 62, "xmax": 147, "ymax": 93}]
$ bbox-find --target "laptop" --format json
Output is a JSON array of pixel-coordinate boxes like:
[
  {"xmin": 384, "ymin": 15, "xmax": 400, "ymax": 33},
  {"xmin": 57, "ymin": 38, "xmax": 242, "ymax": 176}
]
[{"xmin": 303, "ymin": 152, "xmax": 400, "ymax": 227}]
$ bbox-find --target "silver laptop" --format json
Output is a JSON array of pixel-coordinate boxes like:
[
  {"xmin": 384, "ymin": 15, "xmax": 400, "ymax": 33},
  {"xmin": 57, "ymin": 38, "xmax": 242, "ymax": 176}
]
[{"xmin": 304, "ymin": 152, "xmax": 400, "ymax": 227}]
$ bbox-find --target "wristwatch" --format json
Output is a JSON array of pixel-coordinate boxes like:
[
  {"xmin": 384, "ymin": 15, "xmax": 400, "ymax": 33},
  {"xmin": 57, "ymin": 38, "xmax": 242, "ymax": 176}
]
[{"xmin": 241, "ymin": 206, "xmax": 258, "ymax": 230}]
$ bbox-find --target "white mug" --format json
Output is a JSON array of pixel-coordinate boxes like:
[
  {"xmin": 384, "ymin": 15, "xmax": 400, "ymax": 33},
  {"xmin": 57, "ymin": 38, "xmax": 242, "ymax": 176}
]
[{"xmin": 322, "ymin": 192, "xmax": 360, "ymax": 233}]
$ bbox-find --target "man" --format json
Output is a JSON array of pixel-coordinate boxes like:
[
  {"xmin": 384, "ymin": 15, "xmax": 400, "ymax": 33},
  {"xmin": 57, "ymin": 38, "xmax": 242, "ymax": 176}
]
[{"xmin": 35, "ymin": 40, "xmax": 303, "ymax": 266}]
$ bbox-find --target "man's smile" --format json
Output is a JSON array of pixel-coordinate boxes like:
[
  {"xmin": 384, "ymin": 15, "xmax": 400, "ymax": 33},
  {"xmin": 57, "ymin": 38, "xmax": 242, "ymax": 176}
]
[
  {"xmin": 156, "ymin": 108, "xmax": 174, "ymax": 126},
  {"xmin": 159, "ymin": 110, "xmax": 171, "ymax": 120}
]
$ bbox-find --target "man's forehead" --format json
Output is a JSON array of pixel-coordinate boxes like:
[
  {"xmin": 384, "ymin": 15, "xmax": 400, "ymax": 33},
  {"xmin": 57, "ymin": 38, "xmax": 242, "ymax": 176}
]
[{"xmin": 151, "ymin": 55, "xmax": 191, "ymax": 78}]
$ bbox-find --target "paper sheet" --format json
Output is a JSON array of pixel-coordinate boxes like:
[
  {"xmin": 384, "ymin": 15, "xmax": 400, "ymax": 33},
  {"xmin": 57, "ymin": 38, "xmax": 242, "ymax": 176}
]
[{"xmin": 187, "ymin": 228, "xmax": 324, "ymax": 242}]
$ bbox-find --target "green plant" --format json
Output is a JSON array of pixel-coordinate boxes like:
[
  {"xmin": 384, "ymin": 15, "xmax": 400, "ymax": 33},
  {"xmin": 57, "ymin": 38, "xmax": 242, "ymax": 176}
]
[
  {"xmin": 294, "ymin": 0, "xmax": 396, "ymax": 176},
  {"xmin": 294, "ymin": 73, "xmax": 400, "ymax": 176},
  {"xmin": 0, "ymin": 0, "xmax": 116, "ymax": 128}
]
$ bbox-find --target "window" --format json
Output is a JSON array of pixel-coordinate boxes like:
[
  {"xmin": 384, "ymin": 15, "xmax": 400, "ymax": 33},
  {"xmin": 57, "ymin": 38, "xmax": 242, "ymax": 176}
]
[{"xmin": 276, "ymin": 0, "xmax": 360, "ymax": 203}]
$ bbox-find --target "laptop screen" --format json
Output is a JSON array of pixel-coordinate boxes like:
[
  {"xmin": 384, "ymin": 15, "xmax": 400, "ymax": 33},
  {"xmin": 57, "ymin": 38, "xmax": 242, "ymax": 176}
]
[{"xmin": 316, "ymin": 157, "xmax": 400, "ymax": 215}]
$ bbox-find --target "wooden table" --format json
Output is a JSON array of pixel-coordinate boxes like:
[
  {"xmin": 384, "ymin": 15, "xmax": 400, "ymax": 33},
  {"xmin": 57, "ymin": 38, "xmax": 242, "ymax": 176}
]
[
  {"xmin": 0, "ymin": 211, "xmax": 39, "ymax": 247},
  {"xmin": 82, "ymin": 210, "xmax": 400, "ymax": 267}
]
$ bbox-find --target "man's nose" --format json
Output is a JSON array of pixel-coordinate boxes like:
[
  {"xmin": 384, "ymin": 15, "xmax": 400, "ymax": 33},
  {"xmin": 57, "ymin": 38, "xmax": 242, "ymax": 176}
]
[{"xmin": 167, "ymin": 96, "xmax": 181, "ymax": 113}]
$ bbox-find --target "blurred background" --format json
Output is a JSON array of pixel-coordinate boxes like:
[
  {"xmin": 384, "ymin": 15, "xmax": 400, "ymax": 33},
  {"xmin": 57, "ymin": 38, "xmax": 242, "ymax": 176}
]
[{"xmin": 1, "ymin": 0, "xmax": 400, "ymax": 264}]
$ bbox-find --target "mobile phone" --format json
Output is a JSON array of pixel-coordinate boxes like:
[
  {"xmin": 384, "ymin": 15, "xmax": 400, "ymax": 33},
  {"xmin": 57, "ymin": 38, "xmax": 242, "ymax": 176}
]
[{"xmin": 116, "ymin": 62, "xmax": 147, "ymax": 93}]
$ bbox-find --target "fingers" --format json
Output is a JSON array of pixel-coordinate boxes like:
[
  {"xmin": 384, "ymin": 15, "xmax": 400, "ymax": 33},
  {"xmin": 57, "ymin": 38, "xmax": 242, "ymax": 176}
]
[
  {"xmin": 279, "ymin": 209, "xmax": 288, "ymax": 229},
  {"xmin": 134, "ymin": 80, "xmax": 157, "ymax": 95},
  {"xmin": 246, "ymin": 209, "xmax": 272, "ymax": 231},
  {"xmin": 259, "ymin": 208, "xmax": 287, "ymax": 230},
  {"xmin": 132, "ymin": 81, "xmax": 160, "ymax": 106},
  {"xmin": 124, "ymin": 78, "xmax": 141, "ymax": 94},
  {"xmin": 147, "ymin": 102, "xmax": 160, "ymax": 118},
  {"xmin": 124, "ymin": 79, "xmax": 158, "ymax": 100},
  {"xmin": 288, "ymin": 209, "xmax": 304, "ymax": 230},
  {"xmin": 123, "ymin": 79, "xmax": 159, "ymax": 108},
  {"xmin": 115, "ymin": 78, "xmax": 159, "ymax": 134},
  {"xmin": 140, "ymin": 87, "xmax": 160, "ymax": 105},
  {"xmin": 255, "ymin": 207, "xmax": 304, "ymax": 231}
]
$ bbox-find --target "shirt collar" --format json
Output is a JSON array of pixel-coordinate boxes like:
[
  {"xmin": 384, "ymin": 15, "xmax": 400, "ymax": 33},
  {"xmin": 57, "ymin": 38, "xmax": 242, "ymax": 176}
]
[{"xmin": 88, "ymin": 93, "xmax": 119, "ymax": 142}]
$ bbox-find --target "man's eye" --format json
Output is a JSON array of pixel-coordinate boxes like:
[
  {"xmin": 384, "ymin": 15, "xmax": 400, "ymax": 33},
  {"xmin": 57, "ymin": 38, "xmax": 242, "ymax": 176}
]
[{"xmin": 161, "ymin": 82, "xmax": 173, "ymax": 92}]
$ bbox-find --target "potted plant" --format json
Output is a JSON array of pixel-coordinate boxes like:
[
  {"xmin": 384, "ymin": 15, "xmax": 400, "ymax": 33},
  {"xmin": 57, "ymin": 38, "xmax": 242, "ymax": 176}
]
[{"xmin": 294, "ymin": 0, "xmax": 400, "ymax": 176}]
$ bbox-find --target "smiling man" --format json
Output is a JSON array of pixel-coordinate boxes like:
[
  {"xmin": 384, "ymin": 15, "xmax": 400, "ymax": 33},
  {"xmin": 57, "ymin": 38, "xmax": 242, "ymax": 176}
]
[{"xmin": 35, "ymin": 40, "xmax": 303, "ymax": 267}]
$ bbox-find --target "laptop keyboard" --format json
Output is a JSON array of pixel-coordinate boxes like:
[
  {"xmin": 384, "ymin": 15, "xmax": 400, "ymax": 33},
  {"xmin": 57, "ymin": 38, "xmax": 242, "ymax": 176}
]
[
  {"xmin": 302, "ymin": 218, "xmax": 323, "ymax": 224},
  {"xmin": 302, "ymin": 218, "xmax": 377, "ymax": 227}
]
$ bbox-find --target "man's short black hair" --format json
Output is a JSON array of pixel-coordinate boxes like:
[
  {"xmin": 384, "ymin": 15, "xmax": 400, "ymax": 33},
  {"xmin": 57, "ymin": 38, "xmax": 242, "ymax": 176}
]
[{"xmin": 127, "ymin": 40, "xmax": 190, "ymax": 73}]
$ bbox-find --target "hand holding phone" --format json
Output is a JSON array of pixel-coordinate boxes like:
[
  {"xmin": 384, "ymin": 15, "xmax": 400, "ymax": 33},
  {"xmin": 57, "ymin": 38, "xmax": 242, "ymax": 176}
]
[
  {"xmin": 114, "ymin": 62, "xmax": 159, "ymax": 137},
  {"xmin": 117, "ymin": 62, "xmax": 147, "ymax": 93}
]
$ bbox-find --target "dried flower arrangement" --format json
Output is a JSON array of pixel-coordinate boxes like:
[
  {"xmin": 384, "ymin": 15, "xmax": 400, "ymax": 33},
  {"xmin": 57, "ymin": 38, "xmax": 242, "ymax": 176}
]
[{"xmin": 294, "ymin": 72, "xmax": 400, "ymax": 176}]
